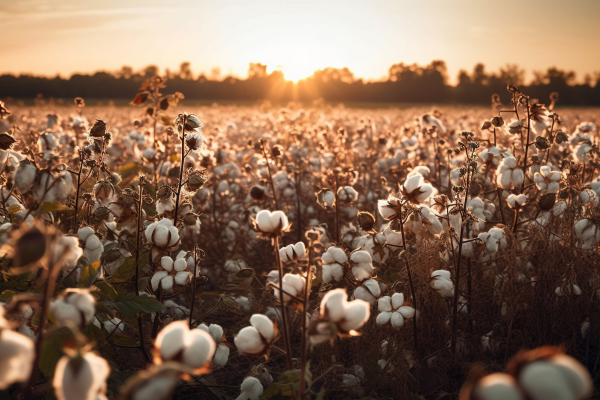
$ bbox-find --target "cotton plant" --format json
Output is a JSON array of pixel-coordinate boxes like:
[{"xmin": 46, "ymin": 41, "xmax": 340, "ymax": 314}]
[
  {"xmin": 151, "ymin": 253, "xmax": 193, "ymax": 293},
  {"xmin": 404, "ymin": 204, "xmax": 443, "ymax": 239},
  {"xmin": 376, "ymin": 292, "xmax": 416, "ymax": 330},
  {"xmin": 477, "ymin": 227, "xmax": 508, "ymax": 261},
  {"xmin": 197, "ymin": 323, "xmax": 230, "ymax": 368},
  {"xmin": 159, "ymin": 300, "xmax": 190, "ymax": 321},
  {"xmin": 309, "ymin": 289, "xmax": 370, "ymax": 345}
]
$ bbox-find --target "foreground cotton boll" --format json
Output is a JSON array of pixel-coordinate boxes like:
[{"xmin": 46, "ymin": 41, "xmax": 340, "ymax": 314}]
[
  {"xmin": 254, "ymin": 209, "xmax": 289, "ymax": 234},
  {"xmin": 154, "ymin": 321, "xmax": 216, "ymax": 372},
  {"xmin": 236, "ymin": 376, "xmax": 263, "ymax": 400},
  {"xmin": 430, "ymin": 270, "xmax": 454, "ymax": 298},
  {"xmin": 310, "ymin": 289, "xmax": 370, "ymax": 345},
  {"xmin": 234, "ymin": 314, "xmax": 276, "ymax": 356},
  {"xmin": 53, "ymin": 352, "xmax": 110, "ymax": 400},
  {"xmin": 469, "ymin": 373, "xmax": 524, "ymax": 400},
  {"xmin": 0, "ymin": 326, "xmax": 35, "ymax": 389},
  {"xmin": 50, "ymin": 288, "xmax": 96, "ymax": 328},
  {"xmin": 145, "ymin": 218, "xmax": 179, "ymax": 249}
]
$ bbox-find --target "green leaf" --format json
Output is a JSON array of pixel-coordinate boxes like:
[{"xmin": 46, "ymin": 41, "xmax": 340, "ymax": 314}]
[
  {"xmin": 112, "ymin": 257, "xmax": 137, "ymax": 283},
  {"xmin": 79, "ymin": 260, "xmax": 101, "ymax": 288},
  {"xmin": 260, "ymin": 367, "xmax": 311, "ymax": 399},
  {"xmin": 113, "ymin": 292, "xmax": 164, "ymax": 317},
  {"xmin": 111, "ymin": 334, "xmax": 136, "ymax": 346},
  {"xmin": 40, "ymin": 202, "xmax": 72, "ymax": 213},
  {"xmin": 93, "ymin": 280, "xmax": 118, "ymax": 301},
  {"xmin": 40, "ymin": 328, "xmax": 71, "ymax": 378},
  {"xmin": 0, "ymin": 289, "xmax": 17, "ymax": 302},
  {"xmin": 119, "ymin": 162, "xmax": 141, "ymax": 181},
  {"xmin": 138, "ymin": 277, "xmax": 150, "ymax": 292},
  {"xmin": 84, "ymin": 322, "xmax": 106, "ymax": 343}
]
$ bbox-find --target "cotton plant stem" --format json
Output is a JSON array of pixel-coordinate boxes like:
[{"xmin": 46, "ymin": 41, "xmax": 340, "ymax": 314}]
[
  {"xmin": 299, "ymin": 244, "xmax": 313, "ymax": 398},
  {"xmin": 451, "ymin": 151, "xmax": 472, "ymax": 354},
  {"xmin": 189, "ymin": 247, "xmax": 198, "ymax": 328},
  {"xmin": 27, "ymin": 254, "xmax": 65, "ymax": 388},
  {"xmin": 134, "ymin": 182, "xmax": 151, "ymax": 363},
  {"xmin": 274, "ymin": 236, "xmax": 293, "ymax": 370},
  {"xmin": 262, "ymin": 144, "xmax": 279, "ymax": 210},
  {"xmin": 397, "ymin": 205, "xmax": 419, "ymax": 354},
  {"xmin": 173, "ymin": 114, "xmax": 187, "ymax": 227}
]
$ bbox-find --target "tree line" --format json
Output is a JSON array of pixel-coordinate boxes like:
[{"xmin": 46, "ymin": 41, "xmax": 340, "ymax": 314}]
[{"xmin": 1, "ymin": 61, "xmax": 599, "ymax": 105}]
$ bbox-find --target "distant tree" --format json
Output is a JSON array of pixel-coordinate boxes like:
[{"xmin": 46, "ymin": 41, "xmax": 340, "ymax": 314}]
[
  {"xmin": 312, "ymin": 67, "xmax": 354, "ymax": 83},
  {"xmin": 142, "ymin": 65, "xmax": 159, "ymax": 78},
  {"xmin": 179, "ymin": 62, "xmax": 193, "ymax": 80},
  {"xmin": 248, "ymin": 63, "xmax": 268, "ymax": 79}
]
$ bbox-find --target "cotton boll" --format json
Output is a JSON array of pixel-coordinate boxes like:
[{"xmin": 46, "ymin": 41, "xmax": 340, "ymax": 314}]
[
  {"xmin": 322, "ymin": 263, "xmax": 344, "ymax": 283},
  {"xmin": 352, "ymin": 262, "xmax": 374, "ymax": 281},
  {"xmin": 103, "ymin": 318, "xmax": 124, "ymax": 335},
  {"xmin": 250, "ymin": 314, "xmax": 274, "ymax": 342},
  {"xmin": 339, "ymin": 300, "xmax": 370, "ymax": 332},
  {"xmin": 0, "ymin": 328, "xmax": 34, "ymax": 389},
  {"xmin": 236, "ymin": 376, "xmax": 263, "ymax": 400},
  {"xmin": 235, "ymin": 327, "xmax": 264, "ymax": 354},
  {"xmin": 181, "ymin": 329, "xmax": 216, "ymax": 370},
  {"xmin": 472, "ymin": 373, "xmax": 524, "ymax": 400},
  {"xmin": 53, "ymin": 352, "xmax": 110, "ymax": 400},
  {"xmin": 519, "ymin": 361, "xmax": 575, "ymax": 400}
]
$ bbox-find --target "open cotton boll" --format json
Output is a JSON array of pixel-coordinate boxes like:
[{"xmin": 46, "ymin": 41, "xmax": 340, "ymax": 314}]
[
  {"xmin": 518, "ymin": 360, "xmax": 578, "ymax": 400},
  {"xmin": 50, "ymin": 288, "xmax": 96, "ymax": 327},
  {"xmin": 103, "ymin": 318, "xmax": 124, "ymax": 335},
  {"xmin": 234, "ymin": 314, "xmax": 275, "ymax": 355},
  {"xmin": 430, "ymin": 270, "xmax": 454, "ymax": 298},
  {"xmin": 471, "ymin": 373, "xmax": 524, "ymax": 400},
  {"xmin": 273, "ymin": 273, "xmax": 305, "ymax": 303},
  {"xmin": 236, "ymin": 376, "xmax": 263, "ymax": 400},
  {"xmin": 0, "ymin": 327, "xmax": 35, "ymax": 389},
  {"xmin": 353, "ymin": 279, "xmax": 381, "ymax": 306},
  {"xmin": 53, "ymin": 352, "xmax": 110, "ymax": 400},
  {"xmin": 324, "ymin": 246, "xmax": 348, "ymax": 264},
  {"xmin": 322, "ymin": 263, "xmax": 344, "ymax": 283},
  {"xmin": 402, "ymin": 173, "xmax": 433, "ymax": 203},
  {"xmin": 155, "ymin": 321, "xmax": 215, "ymax": 371},
  {"xmin": 197, "ymin": 324, "xmax": 229, "ymax": 367},
  {"xmin": 145, "ymin": 218, "xmax": 179, "ymax": 249}
]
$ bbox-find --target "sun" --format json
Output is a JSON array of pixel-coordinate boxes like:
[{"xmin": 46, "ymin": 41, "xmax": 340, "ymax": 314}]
[{"xmin": 260, "ymin": 43, "xmax": 324, "ymax": 82}]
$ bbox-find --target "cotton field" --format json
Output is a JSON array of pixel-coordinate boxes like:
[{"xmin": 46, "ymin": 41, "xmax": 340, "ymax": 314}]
[{"xmin": 0, "ymin": 81, "xmax": 598, "ymax": 399}]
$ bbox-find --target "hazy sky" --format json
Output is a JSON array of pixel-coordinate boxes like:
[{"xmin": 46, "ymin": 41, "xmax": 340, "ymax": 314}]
[{"xmin": 1, "ymin": 0, "xmax": 599, "ymax": 83}]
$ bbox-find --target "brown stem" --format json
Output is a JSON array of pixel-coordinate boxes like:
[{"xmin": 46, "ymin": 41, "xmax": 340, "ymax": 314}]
[
  {"xmin": 274, "ymin": 236, "xmax": 293, "ymax": 370},
  {"xmin": 189, "ymin": 247, "xmax": 198, "ymax": 328},
  {"xmin": 299, "ymin": 243, "xmax": 313, "ymax": 398},
  {"xmin": 397, "ymin": 205, "xmax": 419, "ymax": 354},
  {"xmin": 135, "ymin": 182, "xmax": 151, "ymax": 363},
  {"xmin": 173, "ymin": 115, "xmax": 187, "ymax": 227}
]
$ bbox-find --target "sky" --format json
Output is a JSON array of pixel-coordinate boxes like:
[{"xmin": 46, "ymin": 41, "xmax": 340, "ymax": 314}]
[{"xmin": 1, "ymin": 0, "xmax": 599, "ymax": 83}]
